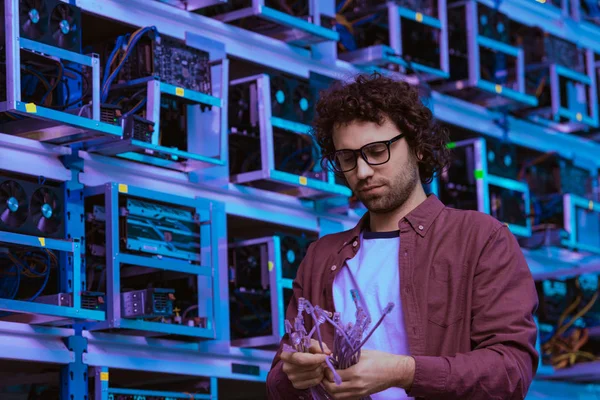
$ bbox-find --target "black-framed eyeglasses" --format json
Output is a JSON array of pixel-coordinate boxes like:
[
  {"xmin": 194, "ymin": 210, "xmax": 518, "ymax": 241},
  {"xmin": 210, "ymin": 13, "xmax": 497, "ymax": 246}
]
[{"xmin": 324, "ymin": 133, "xmax": 405, "ymax": 173}]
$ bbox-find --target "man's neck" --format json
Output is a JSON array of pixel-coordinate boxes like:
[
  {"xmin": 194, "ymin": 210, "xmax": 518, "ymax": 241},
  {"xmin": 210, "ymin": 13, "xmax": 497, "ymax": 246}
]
[{"xmin": 369, "ymin": 184, "xmax": 427, "ymax": 232}]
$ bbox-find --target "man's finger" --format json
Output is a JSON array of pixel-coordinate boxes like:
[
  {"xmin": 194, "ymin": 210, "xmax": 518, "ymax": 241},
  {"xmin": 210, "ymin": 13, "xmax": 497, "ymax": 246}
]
[
  {"xmin": 287, "ymin": 351, "xmax": 329, "ymax": 367},
  {"xmin": 308, "ymin": 339, "xmax": 332, "ymax": 355},
  {"xmin": 288, "ymin": 364, "xmax": 323, "ymax": 383}
]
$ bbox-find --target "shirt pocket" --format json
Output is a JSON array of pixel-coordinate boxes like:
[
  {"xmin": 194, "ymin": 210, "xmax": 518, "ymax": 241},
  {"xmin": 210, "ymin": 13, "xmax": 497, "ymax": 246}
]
[{"xmin": 427, "ymin": 262, "xmax": 467, "ymax": 328}]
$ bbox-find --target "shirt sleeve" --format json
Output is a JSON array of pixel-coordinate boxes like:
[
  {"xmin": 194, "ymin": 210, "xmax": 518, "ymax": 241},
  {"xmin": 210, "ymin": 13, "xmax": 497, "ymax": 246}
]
[
  {"xmin": 406, "ymin": 225, "xmax": 539, "ymax": 400},
  {"xmin": 266, "ymin": 242, "xmax": 316, "ymax": 399}
]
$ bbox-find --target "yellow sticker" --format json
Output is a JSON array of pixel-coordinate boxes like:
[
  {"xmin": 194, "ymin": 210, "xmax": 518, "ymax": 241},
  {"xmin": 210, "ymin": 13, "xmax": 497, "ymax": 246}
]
[
  {"xmin": 176, "ymin": 87, "xmax": 185, "ymax": 97},
  {"xmin": 100, "ymin": 371, "xmax": 109, "ymax": 381},
  {"xmin": 299, "ymin": 176, "xmax": 308, "ymax": 185},
  {"xmin": 415, "ymin": 12, "xmax": 423, "ymax": 22},
  {"xmin": 495, "ymin": 84, "xmax": 502, "ymax": 94},
  {"xmin": 118, "ymin": 183, "xmax": 128, "ymax": 194},
  {"xmin": 38, "ymin": 237, "xmax": 46, "ymax": 247},
  {"xmin": 576, "ymin": 113, "xmax": 583, "ymax": 121},
  {"xmin": 25, "ymin": 103, "xmax": 37, "ymax": 113},
  {"xmin": 268, "ymin": 261, "xmax": 274, "ymax": 271},
  {"xmin": 589, "ymin": 200, "xmax": 594, "ymax": 211}
]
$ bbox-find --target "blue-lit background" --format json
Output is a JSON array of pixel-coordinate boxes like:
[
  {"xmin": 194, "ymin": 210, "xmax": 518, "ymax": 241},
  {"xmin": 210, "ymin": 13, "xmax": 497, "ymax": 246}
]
[{"xmin": 0, "ymin": 0, "xmax": 599, "ymax": 398}]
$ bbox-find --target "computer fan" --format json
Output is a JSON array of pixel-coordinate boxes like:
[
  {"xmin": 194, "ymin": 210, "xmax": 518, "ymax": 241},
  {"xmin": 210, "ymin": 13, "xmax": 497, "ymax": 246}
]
[
  {"xmin": 0, "ymin": 174, "xmax": 65, "ymax": 238},
  {"xmin": 292, "ymin": 82, "xmax": 312, "ymax": 124},
  {"xmin": 477, "ymin": 4, "xmax": 510, "ymax": 43},
  {"xmin": 280, "ymin": 234, "xmax": 311, "ymax": 280},
  {"xmin": 30, "ymin": 187, "xmax": 63, "ymax": 235},
  {"xmin": 270, "ymin": 75, "xmax": 291, "ymax": 118},
  {"xmin": 0, "ymin": 180, "xmax": 29, "ymax": 229},
  {"xmin": 19, "ymin": 0, "xmax": 49, "ymax": 43},
  {"xmin": 229, "ymin": 243, "xmax": 268, "ymax": 290},
  {"xmin": 49, "ymin": 2, "xmax": 81, "ymax": 52}
]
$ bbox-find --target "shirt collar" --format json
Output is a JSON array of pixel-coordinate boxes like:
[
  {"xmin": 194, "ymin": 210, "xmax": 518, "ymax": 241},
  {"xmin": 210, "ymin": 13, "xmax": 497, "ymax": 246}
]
[{"xmin": 337, "ymin": 194, "xmax": 445, "ymax": 253}]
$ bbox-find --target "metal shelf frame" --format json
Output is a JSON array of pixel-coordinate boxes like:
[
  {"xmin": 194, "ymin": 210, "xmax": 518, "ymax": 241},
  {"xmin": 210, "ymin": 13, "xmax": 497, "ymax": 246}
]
[
  {"xmin": 82, "ymin": 182, "xmax": 228, "ymax": 340},
  {"xmin": 86, "ymin": 33, "xmax": 230, "ymax": 174},
  {"xmin": 1, "ymin": 0, "xmax": 123, "ymax": 144},
  {"xmin": 229, "ymin": 74, "xmax": 352, "ymax": 200}
]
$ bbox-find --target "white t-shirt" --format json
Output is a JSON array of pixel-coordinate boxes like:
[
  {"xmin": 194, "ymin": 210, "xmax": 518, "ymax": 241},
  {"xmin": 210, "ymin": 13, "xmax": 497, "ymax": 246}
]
[{"xmin": 332, "ymin": 230, "xmax": 412, "ymax": 400}]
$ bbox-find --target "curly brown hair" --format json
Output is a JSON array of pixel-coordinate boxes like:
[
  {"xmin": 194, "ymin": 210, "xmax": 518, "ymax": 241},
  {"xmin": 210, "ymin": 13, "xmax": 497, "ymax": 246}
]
[{"xmin": 313, "ymin": 72, "xmax": 450, "ymax": 184}]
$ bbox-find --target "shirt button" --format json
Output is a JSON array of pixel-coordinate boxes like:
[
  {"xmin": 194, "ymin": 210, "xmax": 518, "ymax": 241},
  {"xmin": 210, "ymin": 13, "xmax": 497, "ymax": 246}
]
[
  {"xmin": 331, "ymin": 265, "xmax": 337, "ymax": 271},
  {"xmin": 418, "ymin": 225, "xmax": 424, "ymax": 230},
  {"xmin": 352, "ymin": 240, "xmax": 358, "ymax": 247}
]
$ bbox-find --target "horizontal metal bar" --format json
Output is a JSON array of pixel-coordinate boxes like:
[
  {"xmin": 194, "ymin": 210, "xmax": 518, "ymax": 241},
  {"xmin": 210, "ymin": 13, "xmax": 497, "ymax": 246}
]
[
  {"xmin": 0, "ymin": 231, "xmax": 75, "ymax": 252},
  {"xmin": 19, "ymin": 38, "xmax": 95, "ymax": 66},
  {"xmin": 0, "ymin": 321, "xmax": 74, "ymax": 364},
  {"xmin": 271, "ymin": 117, "xmax": 312, "ymax": 134},
  {"xmin": 0, "ymin": 298, "xmax": 105, "ymax": 321},
  {"xmin": 555, "ymin": 64, "xmax": 593, "ymax": 84},
  {"xmin": 118, "ymin": 253, "xmax": 211, "ymax": 276},
  {"xmin": 84, "ymin": 331, "xmax": 274, "ymax": 381},
  {"xmin": 397, "ymin": 7, "xmax": 442, "ymax": 28},
  {"xmin": 160, "ymin": 82, "xmax": 222, "ymax": 107},
  {"xmin": 108, "ymin": 388, "xmax": 211, "ymax": 399},
  {"xmin": 0, "ymin": 133, "xmax": 72, "ymax": 181},
  {"xmin": 269, "ymin": 169, "xmax": 352, "ymax": 197},
  {"xmin": 476, "ymin": 35, "xmax": 520, "ymax": 57},
  {"xmin": 259, "ymin": 6, "xmax": 339, "ymax": 42},
  {"xmin": 9, "ymin": 102, "xmax": 123, "ymax": 137},
  {"xmin": 476, "ymin": 80, "xmax": 539, "ymax": 107},
  {"xmin": 556, "ymin": 107, "xmax": 597, "ymax": 127},
  {"xmin": 430, "ymin": 92, "xmax": 600, "ymax": 166},
  {"xmin": 118, "ymin": 319, "xmax": 213, "ymax": 337}
]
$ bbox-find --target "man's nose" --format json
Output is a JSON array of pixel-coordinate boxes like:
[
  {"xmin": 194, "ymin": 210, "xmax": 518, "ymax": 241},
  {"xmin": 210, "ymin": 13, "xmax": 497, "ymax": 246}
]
[{"xmin": 355, "ymin": 157, "xmax": 374, "ymax": 180}]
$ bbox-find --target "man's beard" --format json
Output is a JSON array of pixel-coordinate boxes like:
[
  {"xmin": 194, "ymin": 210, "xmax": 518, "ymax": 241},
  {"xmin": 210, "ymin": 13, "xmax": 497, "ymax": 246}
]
[{"xmin": 355, "ymin": 161, "xmax": 420, "ymax": 214}]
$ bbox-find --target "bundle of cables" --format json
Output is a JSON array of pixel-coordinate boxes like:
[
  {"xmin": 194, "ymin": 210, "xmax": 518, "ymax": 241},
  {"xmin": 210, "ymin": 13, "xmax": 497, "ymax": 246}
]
[
  {"xmin": 542, "ymin": 276, "xmax": 600, "ymax": 369},
  {"xmin": 283, "ymin": 290, "xmax": 394, "ymax": 400},
  {"xmin": 101, "ymin": 26, "xmax": 159, "ymax": 118},
  {"xmin": 0, "ymin": 248, "xmax": 56, "ymax": 302}
]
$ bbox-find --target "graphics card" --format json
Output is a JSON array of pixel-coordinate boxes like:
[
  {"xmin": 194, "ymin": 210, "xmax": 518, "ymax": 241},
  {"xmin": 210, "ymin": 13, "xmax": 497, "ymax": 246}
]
[{"xmin": 0, "ymin": 173, "xmax": 65, "ymax": 239}]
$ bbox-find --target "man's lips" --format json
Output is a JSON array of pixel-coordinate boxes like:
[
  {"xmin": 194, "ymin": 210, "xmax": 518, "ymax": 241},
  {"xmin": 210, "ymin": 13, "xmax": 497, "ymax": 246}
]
[{"xmin": 360, "ymin": 185, "xmax": 383, "ymax": 192}]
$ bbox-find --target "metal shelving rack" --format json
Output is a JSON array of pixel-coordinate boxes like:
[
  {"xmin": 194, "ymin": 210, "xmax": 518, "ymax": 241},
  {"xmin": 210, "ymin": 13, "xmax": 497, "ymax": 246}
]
[{"xmin": 0, "ymin": 0, "xmax": 600, "ymax": 398}]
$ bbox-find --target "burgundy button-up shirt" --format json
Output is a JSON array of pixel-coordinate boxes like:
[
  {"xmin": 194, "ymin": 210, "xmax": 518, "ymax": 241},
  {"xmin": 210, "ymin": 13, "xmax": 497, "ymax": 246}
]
[{"xmin": 266, "ymin": 195, "xmax": 539, "ymax": 399}]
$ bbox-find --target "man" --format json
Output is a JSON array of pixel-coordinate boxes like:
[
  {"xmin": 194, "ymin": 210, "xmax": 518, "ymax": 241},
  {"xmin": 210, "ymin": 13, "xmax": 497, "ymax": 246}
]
[{"xmin": 266, "ymin": 72, "xmax": 539, "ymax": 399}]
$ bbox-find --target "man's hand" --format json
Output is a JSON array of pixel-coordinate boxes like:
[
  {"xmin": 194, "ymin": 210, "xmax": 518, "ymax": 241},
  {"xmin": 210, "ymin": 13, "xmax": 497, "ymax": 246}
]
[
  {"xmin": 280, "ymin": 339, "xmax": 332, "ymax": 390},
  {"xmin": 322, "ymin": 349, "xmax": 415, "ymax": 400}
]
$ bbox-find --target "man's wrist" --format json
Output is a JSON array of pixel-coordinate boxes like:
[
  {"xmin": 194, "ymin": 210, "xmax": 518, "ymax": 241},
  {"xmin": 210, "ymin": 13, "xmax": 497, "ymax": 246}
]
[{"xmin": 392, "ymin": 355, "xmax": 416, "ymax": 390}]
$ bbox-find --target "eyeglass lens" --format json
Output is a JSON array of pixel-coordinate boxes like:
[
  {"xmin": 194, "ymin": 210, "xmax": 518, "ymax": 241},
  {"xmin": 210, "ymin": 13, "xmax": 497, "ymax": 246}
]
[{"xmin": 333, "ymin": 142, "xmax": 390, "ymax": 172}]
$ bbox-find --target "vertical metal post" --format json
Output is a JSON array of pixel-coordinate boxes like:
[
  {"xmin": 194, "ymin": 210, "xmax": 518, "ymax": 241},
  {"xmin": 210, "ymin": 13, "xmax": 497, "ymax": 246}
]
[
  {"xmin": 439, "ymin": 0, "xmax": 449, "ymax": 75},
  {"xmin": 60, "ymin": 332, "xmax": 89, "ymax": 400},
  {"xmin": 586, "ymin": 49, "xmax": 599, "ymax": 125},
  {"xmin": 210, "ymin": 377, "xmax": 219, "ymax": 400},
  {"xmin": 106, "ymin": 184, "xmax": 121, "ymax": 328},
  {"xmin": 549, "ymin": 64, "xmax": 560, "ymax": 121},
  {"xmin": 91, "ymin": 366, "xmax": 109, "ymax": 400},
  {"xmin": 146, "ymin": 79, "xmax": 162, "ymax": 145},
  {"xmin": 517, "ymin": 48, "xmax": 526, "ymax": 94},
  {"xmin": 466, "ymin": 1, "xmax": 479, "ymax": 85},
  {"xmin": 198, "ymin": 207, "xmax": 214, "ymax": 335},
  {"xmin": 260, "ymin": 75, "xmax": 276, "ymax": 172},
  {"xmin": 388, "ymin": 3, "xmax": 402, "ymax": 58},
  {"xmin": 211, "ymin": 201, "xmax": 228, "ymax": 341},
  {"xmin": 91, "ymin": 54, "xmax": 101, "ymax": 121},
  {"xmin": 5, "ymin": 0, "xmax": 21, "ymax": 108},
  {"xmin": 218, "ymin": 58, "xmax": 230, "ymax": 166},
  {"xmin": 268, "ymin": 236, "xmax": 283, "ymax": 339}
]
